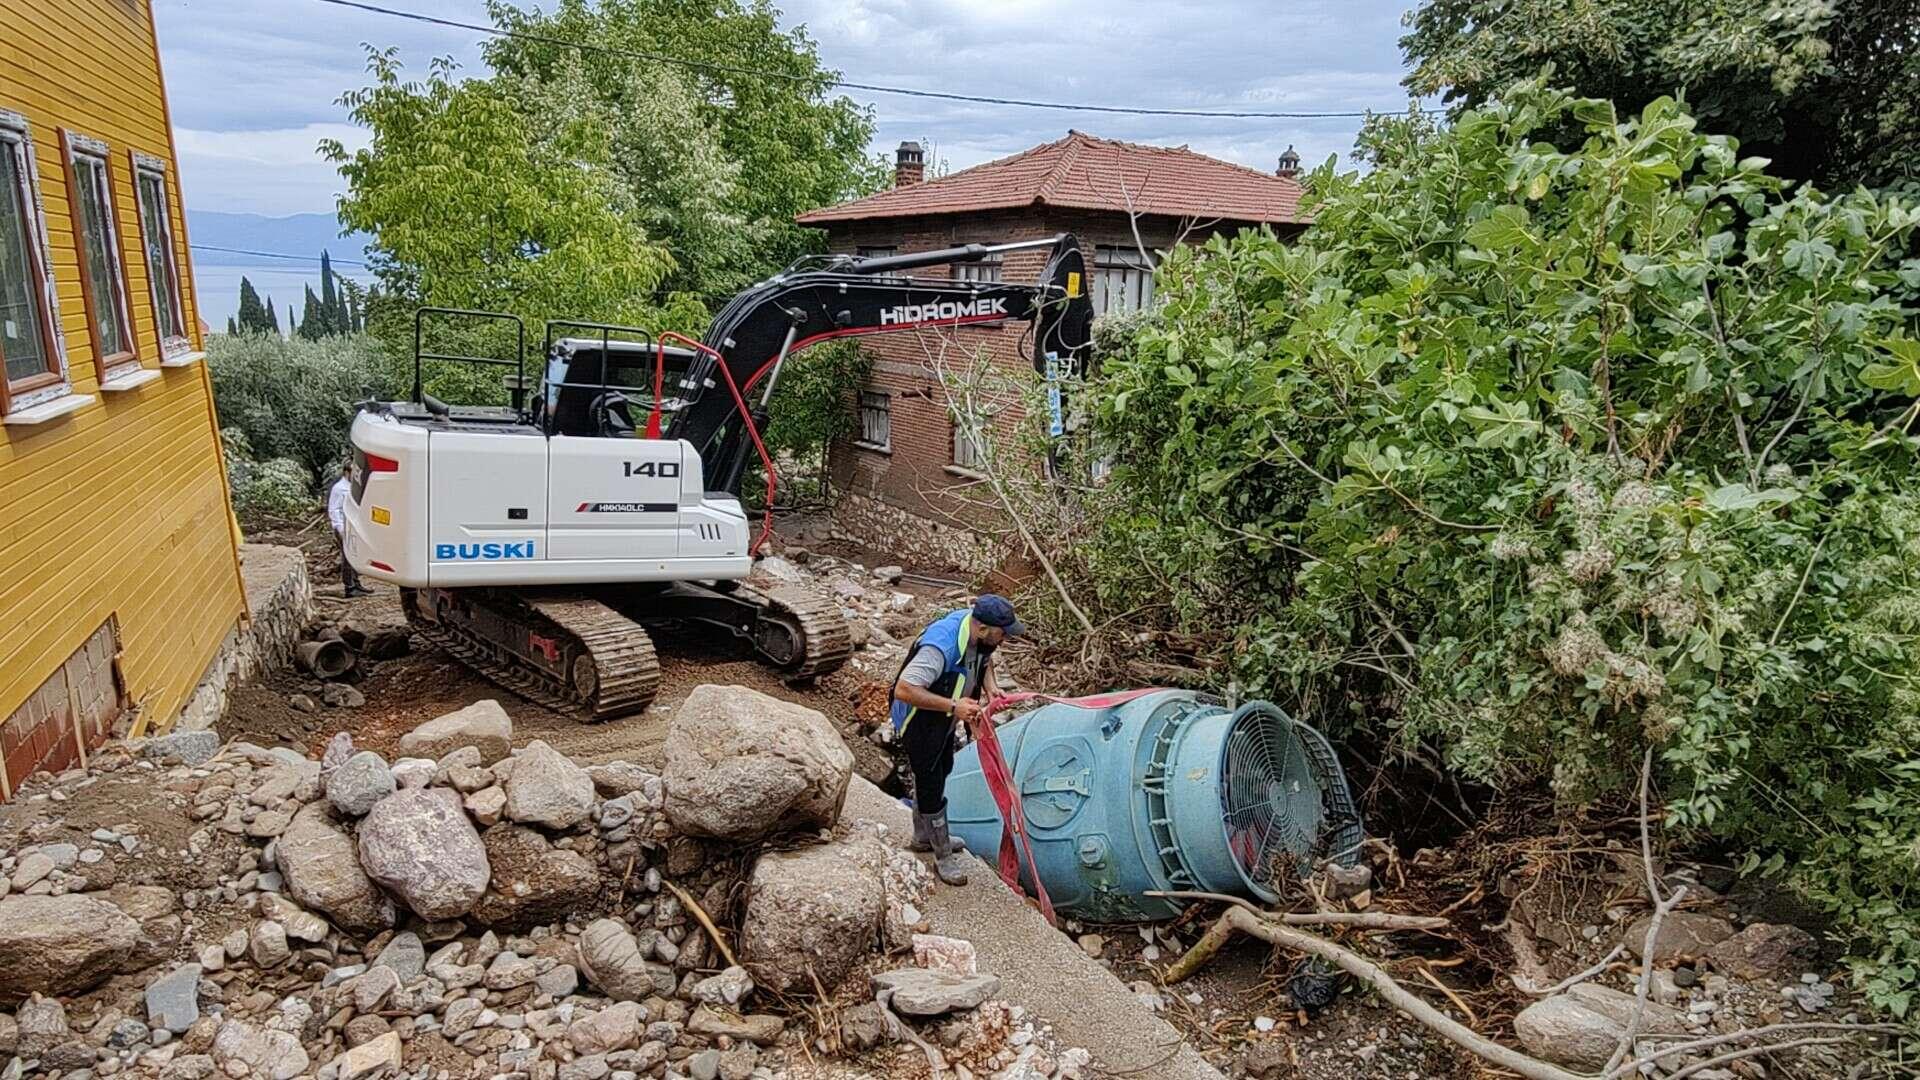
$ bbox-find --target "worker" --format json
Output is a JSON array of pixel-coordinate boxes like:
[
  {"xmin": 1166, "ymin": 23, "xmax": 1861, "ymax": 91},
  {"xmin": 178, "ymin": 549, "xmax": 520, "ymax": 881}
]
[
  {"xmin": 889, "ymin": 594, "xmax": 1026, "ymax": 886},
  {"xmin": 327, "ymin": 462, "xmax": 370, "ymax": 599}
]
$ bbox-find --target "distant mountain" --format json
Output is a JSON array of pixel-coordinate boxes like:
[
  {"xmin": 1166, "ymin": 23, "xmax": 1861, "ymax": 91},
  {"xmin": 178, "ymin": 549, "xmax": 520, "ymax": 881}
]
[{"xmin": 185, "ymin": 210, "xmax": 374, "ymax": 269}]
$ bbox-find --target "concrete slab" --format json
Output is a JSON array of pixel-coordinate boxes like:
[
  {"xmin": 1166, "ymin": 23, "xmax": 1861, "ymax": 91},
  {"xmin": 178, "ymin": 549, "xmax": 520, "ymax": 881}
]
[{"xmin": 845, "ymin": 777, "xmax": 1223, "ymax": 1080}]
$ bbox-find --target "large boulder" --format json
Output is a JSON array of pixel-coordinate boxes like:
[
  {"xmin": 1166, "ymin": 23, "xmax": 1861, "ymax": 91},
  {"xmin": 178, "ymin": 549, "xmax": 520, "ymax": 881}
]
[
  {"xmin": 106, "ymin": 884, "xmax": 184, "ymax": 973},
  {"xmin": 1705, "ymin": 922, "xmax": 1820, "ymax": 982},
  {"xmin": 398, "ymin": 699, "xmax": 512, "ymax": 765},
  {"xmin": 664, "ymin": 684, "xmax": 854, "ymax": 841},
  {"xmin": 577, "ymin": 919, "xmax": 677, "ymax": 1002},
  {"xmin": 279, "ymin": 803, "xmax": 397, "ymax": 934},
  {"xmin": 0, "ymin": 894, "xmax": 141, "ymax": 1003},
  {"xmin": 738, "ymin": 833, "xmax": 886, "ymax": 994},
  {"xmin": 470, "ymin": 825, "xmax": 601, "ymax": 929},
  {"xmin": 356, "ymin": 787, "xmax": 491, "ymax": 920},
  {"xmin": 1621, "ymin": 910, "xmax": 1735, "ymax": 964},
  {"xmin": 326, "ymin": 751, "xmax": 395, "ymax": 817},
  {"xmin": 212, "ymin": 1019, "xmax": 308, "ymax": 1080},
  {"xmin": 503, "ymin": 740, "xmax": 595, "ymax": 830}
]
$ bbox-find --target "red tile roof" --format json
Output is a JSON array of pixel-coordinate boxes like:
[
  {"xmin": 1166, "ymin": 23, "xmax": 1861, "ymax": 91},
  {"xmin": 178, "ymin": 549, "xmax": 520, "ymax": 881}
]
[{"xmin": 796, "ymin": 131, "xmax": 1307, "ymax": 226}]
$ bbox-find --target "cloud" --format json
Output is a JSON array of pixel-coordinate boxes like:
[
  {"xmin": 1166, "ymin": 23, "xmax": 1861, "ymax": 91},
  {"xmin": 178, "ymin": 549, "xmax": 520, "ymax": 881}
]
[{"xmin": 154, "ymin": 0, "xmax": 1422, "ymax": 217}]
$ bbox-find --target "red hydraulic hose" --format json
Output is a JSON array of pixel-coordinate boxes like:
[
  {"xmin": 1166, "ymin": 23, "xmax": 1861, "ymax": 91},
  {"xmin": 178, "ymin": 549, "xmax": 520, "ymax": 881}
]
[
  {"xmin": 654, "ymin": 332, "xmax": 776, "ymax": 556},
  {"xmin": 968, "ymin": 688, "xmax": 1172, "ymax": 926}
]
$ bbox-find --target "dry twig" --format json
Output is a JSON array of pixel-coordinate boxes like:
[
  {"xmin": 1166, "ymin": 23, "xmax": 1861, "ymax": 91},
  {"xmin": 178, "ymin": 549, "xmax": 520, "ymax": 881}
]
[{"xmin": 663, "ymin": 878, "xmax": 738, "ymax": 969}]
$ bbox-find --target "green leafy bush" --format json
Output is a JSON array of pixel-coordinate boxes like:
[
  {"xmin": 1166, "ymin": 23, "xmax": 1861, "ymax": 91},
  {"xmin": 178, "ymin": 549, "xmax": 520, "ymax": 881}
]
[
  {"xmin": 1088, "ymin": 83, "xmax": 1920, "ymax": 1011},
  {"xmin": 209, "ymin": 332, "xmax": 390, "ymax": 483},
  {"xmin": 231, "ymin": 457, "xmax": 316, "ymax": 519}
]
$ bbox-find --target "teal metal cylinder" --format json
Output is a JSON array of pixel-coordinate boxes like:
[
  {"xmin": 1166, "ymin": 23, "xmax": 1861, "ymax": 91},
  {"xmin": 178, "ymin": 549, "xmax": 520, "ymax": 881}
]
[{"xmin": 943, "ymin": 690, "xmax": 1363, "ymax": 922}]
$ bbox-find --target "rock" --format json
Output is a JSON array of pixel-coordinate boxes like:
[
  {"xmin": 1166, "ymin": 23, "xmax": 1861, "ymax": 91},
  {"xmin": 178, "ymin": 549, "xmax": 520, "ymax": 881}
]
[
  {"xmin": 1622, "ymin": 910, "xmax": 1736, "ymax": 964},
  {"xmin": 145, "ymin": 964, "xmax": 202, "ymax": 1033},
  {"xmin": 871, "ymin": 969, "xmax": 1000, "ymax": 1015},
  {"xmin": 465, "ymin": 785, "xmax": 507, "ymax": 826},
  {"xmin": 1515, "ymin": 984, "xmax": 1688, "ymax": 1069},
  {"xmin": 278, "ymin": 803, "xmax": 396, "ymax": 934},
  {"xmin": 738, "ymin": 833, "xmax": 886, "ymax": 994},
  {"xmin": 352, "ymin": 966, "xmax": 400, "ymax": 1012},
  {"xmin": 246, "ymin": 808, "xmax": 294, "ymax": 838},
  {"xmin": 1324, "ymin": 863, "xmax": 1373, "ymax": 900},
  {"xmin": 664, "ymin": 684, "xmax": 854, "ymax": 842},
  {"xmin": 503, "ymin": 740, "xmax": 596, "ymax": 830},
  {"xmin": 326, "ymin": 751, "xmax": 395, "ymax": 817},
  {"xmin": 161, "ymin": 1055, "xmax": 217, "ymax": 1080},
  {"xmin": 211, "ymin": 1020, "xmax": 308, "ymax": 1080},
  {"xmin": 685, "ymin": 1005, "xmax": 784, "ymax": 1045},
  {"xmin": 372, "ymin": 932, "xmax": 426, "ymax": 982},
  {"xmin": 389, "ymin": 757, "xmax": 437, "ymax": 789},
  {"xmin": 1705, "ymin": 923, "xmax": 1819, "ymax": 982},
  {"xmin": 142, "ymin": 730, "xmax": 221, "ymax": 767},
  {"xmin": 108, "ymin": 1016, "xmax": 151, "ymax": 1048},
  {"xmin": 537, "ymin": 963, "xmax": 579, "ymax": 998},
  {"xmin": 320, "ymin": 731, "xmax": 355, "ymax": 775},
  {"xmin": 689, "ymin": 966, "xmax": 753, "ymax": 1006},
  {"xmin": 578, "ymin": 919, "xmax": 676, "ymax": 1001},
  {"xmin": 259, "ymin": 894, "xmax": 329, "ymax": 943},
  {"xmin": 912, "ymin": 934, "xmax": 977, "ymax": 976},
  {"xmin": 839, "ymin": 1002, "xmax": 888, "ymax": 1050},
  {"xmin": 689, "ymin": 1048, "xmax": 720, "ymax": 1080},
  {"xmin": 484, "ymin": 951, "xmax": 538, "ymax": 989},
  {"xmin": 321, "ymin": 683, "xmax": 366, "ymax": 709},
  {"xmin": 10, "ymin": 853, "xmax": 53, "ymax": 891},
  {"xmin": 585, "ymin": 763, "xmax": 660, "ymax": 800},
  {"xmin": 872, "ymin": 564, "xmax": 904, "ymax": 583},
  {"xmin": 107, "ymin": 884, "xmax": 185, "ymax": 972},
  {"xmin": 16, "ymin": 995, "xmax": 71, "ymax": 1057},
  {"xmin": 336, "ymin": 1030, "xmax": 402, "ymax": 1079},
  {"xmin": 442, "ymin": 997, "xmax": 485, "ymax": 1038},
  {"xmin": 249, "ymin": 920, "xmax": 290, "ymax": 967},
  {"xmin": 343, "ymin": 1014, "xmax": 391, "ymax": 1048},
  {"xmin": 568, "ymin": 1001, "xmax": 645, "ymax": 1055},
  {"xmin": 446, "ymin": 764, "xmax": 494, "ymax": 793},
  {"xmin": 0, "ymin": 894, "xmax": 140, "ymax": 1003},
  {"xmin": 398, "ymin": 700, "xmax": 512, "ymax": 765},
  {"xmin": 471, "ymin": 825, "xmax": 600, "ymax": 929},
  {"xmin": 356, "ymin": 786, "xmax": 491, "ymax": 920},
  {"xmin": 1077, "ymin": 934, "xmax": 1105, "ymax": 959},
  {"xmin": 289, "ymin": 693, "xmax": 319, "ymax": 713},
  {"xmin": 597, "ymin": 796, "xmax": 635, "ymax": 831}
]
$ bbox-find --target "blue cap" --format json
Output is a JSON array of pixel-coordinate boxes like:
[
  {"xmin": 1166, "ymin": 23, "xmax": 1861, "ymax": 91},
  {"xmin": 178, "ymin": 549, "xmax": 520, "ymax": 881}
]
[{"xmin": 973, "ymin": 594, "xmax": 1026, "ymax": 638}]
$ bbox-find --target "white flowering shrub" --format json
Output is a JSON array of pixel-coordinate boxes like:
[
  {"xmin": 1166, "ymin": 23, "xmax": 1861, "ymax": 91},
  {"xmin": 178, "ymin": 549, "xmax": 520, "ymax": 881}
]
[{"xmin": 1085, "ymin": 83, "xmax": 1920, "ymax": 1012}]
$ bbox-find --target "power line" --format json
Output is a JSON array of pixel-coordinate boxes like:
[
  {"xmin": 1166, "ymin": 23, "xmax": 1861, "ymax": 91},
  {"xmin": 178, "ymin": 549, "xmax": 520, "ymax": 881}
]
[
  {"xmin": 313, "ymin": 0, "xmax": 1420, "ymax": 120},
  {"xmin": 191, "ymin": 243, "xmax": 369, "ymax": 267}
]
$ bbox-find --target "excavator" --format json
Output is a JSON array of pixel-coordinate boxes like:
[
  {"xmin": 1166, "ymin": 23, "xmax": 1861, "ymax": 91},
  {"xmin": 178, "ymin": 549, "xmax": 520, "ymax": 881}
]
[{"xmin": 341, "ymin": 234, "xmax": 1094, "ymax": 720}]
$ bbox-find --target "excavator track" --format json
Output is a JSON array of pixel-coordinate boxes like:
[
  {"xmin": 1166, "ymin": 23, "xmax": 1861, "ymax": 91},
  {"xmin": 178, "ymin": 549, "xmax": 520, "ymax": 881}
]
[
  {"xmin": 403, "ymin": 589, "xmax": 660, "ymax": 722},
  {"xmin": 734, "ymin": 579, "xmax": 854, "ymax": 680}
]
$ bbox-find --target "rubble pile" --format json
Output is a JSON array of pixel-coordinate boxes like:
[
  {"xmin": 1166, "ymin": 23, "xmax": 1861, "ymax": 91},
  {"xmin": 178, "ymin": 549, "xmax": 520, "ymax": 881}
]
[{"xmin": 0, "ymin": 686, "xmax": 1089, "ymax": 1080}]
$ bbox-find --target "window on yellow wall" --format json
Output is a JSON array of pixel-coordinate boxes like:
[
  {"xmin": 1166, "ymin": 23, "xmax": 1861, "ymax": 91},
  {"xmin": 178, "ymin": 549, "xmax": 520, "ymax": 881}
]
[
  {"xmin": 131, "ymin": 153, "xmax": 187, "ymax": 357},
  {"xmin": 64, "ymin": 131, "xmax": 137, "ymax": 377},
  {"xmin": 0, "ymin": 108, "xmax": 68, "ymax": 415}
]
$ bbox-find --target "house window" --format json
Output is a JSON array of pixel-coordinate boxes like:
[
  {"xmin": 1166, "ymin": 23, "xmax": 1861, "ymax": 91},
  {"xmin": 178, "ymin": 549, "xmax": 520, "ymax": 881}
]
[
  {"xmin": 131, "ymin": 153, "xmax": 188, "ymax": 358},
  {"xmin": 953, "ymin": 420, "xmax": 988, "ymax": 472},
  {"xmin": 856, "ymin": 390, "xmax": 890, "ymax": 450},
  {"xmin": 953, "ymin": 249, "xmax": 1002, "ymax": 283},
  {"xmin": 0, "ymin": 110, "xmax": 65, "ymax": 414},
  {"xmin": 64, "ymin": 132, "xmax": 136, "ymax": 374},
  {"xmin": 1092, "ymin": 244, "xmax": 1155, "ymax": 314},
  {"xmin": 855, "ymin": 245, "xmax": 896, "ymax": 260}
]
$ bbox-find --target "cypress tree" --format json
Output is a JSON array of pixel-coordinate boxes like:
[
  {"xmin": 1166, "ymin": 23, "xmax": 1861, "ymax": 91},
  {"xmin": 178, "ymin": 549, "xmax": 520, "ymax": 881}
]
[
  {"xmin": 225, "ymin": 316, "xmax": 237, "ymax": 336},
  {"xmin": 319, "ymin": 250, "xmax": 344, "ymax": 335},
  {"xmin": 236, "ymin": 277, "xmax": 267, "ymax": 334},
  {"xmin": 299, "ymin": 285, "xmax": 327, "ymax": 341},
  {"xmin": 266, "ymin": 297, "xmax": 280, "ymax": 335}
]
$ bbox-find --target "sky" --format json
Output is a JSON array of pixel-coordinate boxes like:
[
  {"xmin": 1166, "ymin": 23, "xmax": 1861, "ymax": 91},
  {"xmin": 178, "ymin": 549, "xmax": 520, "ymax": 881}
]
[{"xmin": 152, "ymin": 0, "xmax": 1423, "ymax": 222}]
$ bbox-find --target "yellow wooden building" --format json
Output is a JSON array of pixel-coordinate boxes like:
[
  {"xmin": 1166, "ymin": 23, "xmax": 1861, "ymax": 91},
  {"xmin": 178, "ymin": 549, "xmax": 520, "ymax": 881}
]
[{"xmin": 0, "ymin": 0, "xmax": 245, "ymax": 793}]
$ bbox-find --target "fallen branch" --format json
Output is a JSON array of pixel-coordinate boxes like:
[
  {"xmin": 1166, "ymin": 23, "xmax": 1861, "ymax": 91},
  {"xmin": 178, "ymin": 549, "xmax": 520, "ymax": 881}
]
[
  {"xmin": 1145, "ymin": 890, "xmax": 1449, "ymax": 930},
  {"xmin": 1516, "ymin": 944, "xmax": 1624, "ymax": 997},
  {"xmin": 663, "ymin": 878, "xmax": 737, "ymax": 970},
  {"xmin": 1605, "ymin": 748, "xmax": 1686, "ymax": 1077},
  {"xmin": 1606, "ymin": 1021, "xmax": 1907, "ymax": 1078},
  {"xmin": 1417, "ymin": 962, "xmax": 1479, "ymax": 1026}
]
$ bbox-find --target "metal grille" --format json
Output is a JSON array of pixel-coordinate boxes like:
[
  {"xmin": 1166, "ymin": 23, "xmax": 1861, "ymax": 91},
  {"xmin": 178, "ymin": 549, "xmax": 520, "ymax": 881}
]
[{"xmin": 1220, "ymin": 704, "xmax": 1365, "ymax": 892}]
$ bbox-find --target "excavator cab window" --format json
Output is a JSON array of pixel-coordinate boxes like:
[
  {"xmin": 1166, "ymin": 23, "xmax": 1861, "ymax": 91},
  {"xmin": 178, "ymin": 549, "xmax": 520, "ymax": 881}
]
[{"xmin": 536, "ymin": 325, "xmax": 707, "ymax": 439}]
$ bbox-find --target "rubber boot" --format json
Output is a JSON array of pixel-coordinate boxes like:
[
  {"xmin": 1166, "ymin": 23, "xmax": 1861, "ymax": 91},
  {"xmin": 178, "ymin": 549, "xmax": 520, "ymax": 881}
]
[
  {"xmin": 909, "ymin": 810, "xmax": 934, "ymax": 854},
  {"xmin": 928, "ymin": 810, "xmax": 969, "ymax": 886}
]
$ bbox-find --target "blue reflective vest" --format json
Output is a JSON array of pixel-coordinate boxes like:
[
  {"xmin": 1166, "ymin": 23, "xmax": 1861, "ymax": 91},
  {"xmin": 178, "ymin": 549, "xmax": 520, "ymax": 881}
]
[{"xmin": 889, "ymin": 609, "xmax": 974, "ymax": 734}]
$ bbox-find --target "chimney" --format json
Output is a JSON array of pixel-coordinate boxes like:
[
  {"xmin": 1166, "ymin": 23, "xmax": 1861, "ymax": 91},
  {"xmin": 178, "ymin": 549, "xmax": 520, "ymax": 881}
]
[
  {"xmin": 1276, "ymin": 144, "xmax": 1301, "ymax": 180},
  {"xmin": 895, "ymin": 141, "xmax": 926, "ymax": 187}
]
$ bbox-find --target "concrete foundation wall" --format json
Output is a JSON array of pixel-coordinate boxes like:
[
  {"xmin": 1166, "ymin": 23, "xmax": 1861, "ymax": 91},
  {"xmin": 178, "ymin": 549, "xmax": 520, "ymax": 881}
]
[{"xmin": 176, "ymin": 544, "xmax": 313, "ymax": 732}]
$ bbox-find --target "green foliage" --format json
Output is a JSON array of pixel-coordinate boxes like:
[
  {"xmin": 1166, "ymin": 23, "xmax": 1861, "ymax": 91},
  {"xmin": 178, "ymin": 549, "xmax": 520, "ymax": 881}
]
[
  {"xmin": 235, "ymin": 277, "xmax": 272, "ymax": 335},
  {"xmin": 1400, "ymin": 0, "xmax": 1920, "ymax": 190},
  {"xmin": 322, "ymin": 49, "xmax": 678, "ymax": 340},
  {"xmin": 208, "ymin": 332, "xmax": 390, "ymax": 484},
  {"xmin": 231, "ymin": 458, "xmax": 317, "ymax": 519},
  {"xmin": 748, "ymin": 340, "xmax": 871, "ymax": 505},
  {"xmin": 1089, "ymin": 84, "xmax": 1920, "ymax": 1011},
  {"xmin": 483, "ymin": 0, "xmax": 886, "ymax": 298}
]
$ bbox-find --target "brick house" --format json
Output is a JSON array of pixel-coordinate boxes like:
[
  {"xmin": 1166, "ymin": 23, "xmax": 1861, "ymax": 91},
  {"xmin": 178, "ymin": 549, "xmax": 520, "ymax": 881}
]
[{"xmin": 795, "ymin": 131, "xmax": 1308, "ymax": 572}]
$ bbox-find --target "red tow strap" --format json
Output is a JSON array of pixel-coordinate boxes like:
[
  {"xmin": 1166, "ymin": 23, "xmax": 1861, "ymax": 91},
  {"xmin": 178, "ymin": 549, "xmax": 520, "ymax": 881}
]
[{"xmin": 965, "ymin": 688, "xmax": 1172, "ymax": 926}]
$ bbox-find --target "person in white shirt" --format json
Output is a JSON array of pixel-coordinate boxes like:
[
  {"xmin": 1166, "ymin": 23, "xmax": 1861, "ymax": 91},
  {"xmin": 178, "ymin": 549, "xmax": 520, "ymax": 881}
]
[{"xmin": 327, "ymin": 462, "xmax": 369, "ymax": 598}]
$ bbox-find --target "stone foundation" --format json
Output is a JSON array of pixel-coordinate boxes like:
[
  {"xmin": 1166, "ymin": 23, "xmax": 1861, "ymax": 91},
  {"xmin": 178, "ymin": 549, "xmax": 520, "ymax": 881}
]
[
  {"xmin": 829, "ymin": 492, "xmax": 999, "ymax": 575},
  {"xmin": 175, "ymin": 544, "xmax": 314, "ymax": 732}
]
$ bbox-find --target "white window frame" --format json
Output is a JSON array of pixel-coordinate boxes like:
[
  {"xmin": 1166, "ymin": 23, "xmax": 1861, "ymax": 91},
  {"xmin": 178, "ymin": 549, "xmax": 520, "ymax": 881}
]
[
  {"xmin": 131, "ymin": 150, "xmax": 190, "ymax": 360},
  {"xmin": 64, "ymin": 130, "xmax": 138, "ymax": 377},
  {"xmin": 0, "ymin": 108, "xmax": 72, "ymax": 416},
  {"xmin": 1092, "ymin": 244, "xmax": 1156, "ymax": 315},
  {"xmin": 856, "ymin": 390, "xmax": 891, "ymax": 451}
]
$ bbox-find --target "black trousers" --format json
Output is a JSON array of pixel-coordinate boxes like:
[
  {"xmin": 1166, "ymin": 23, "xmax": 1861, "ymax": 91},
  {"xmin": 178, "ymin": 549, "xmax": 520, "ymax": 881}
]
[
  {"xmin": 336, "ymin": 529, "xmax": 363, "ymax": 594},
  {"xmin": 902, "ymin": 708, "xmax": 958, "ymax": 816}
]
